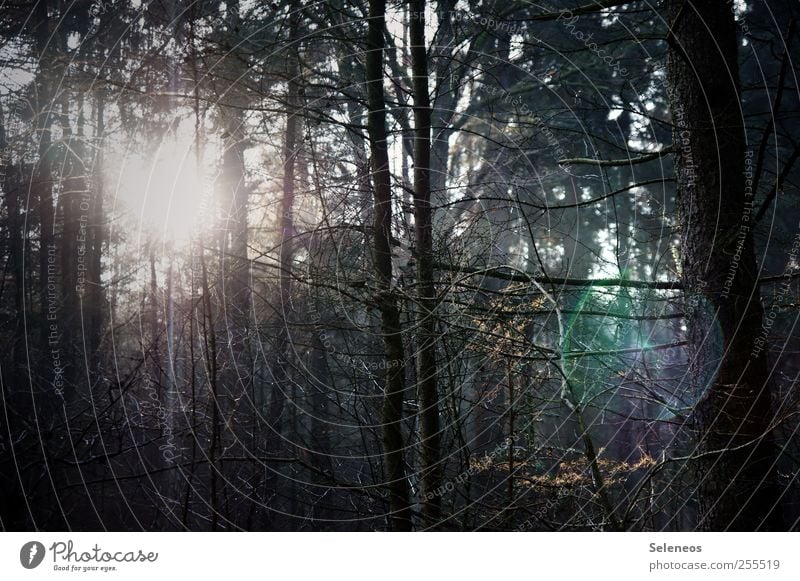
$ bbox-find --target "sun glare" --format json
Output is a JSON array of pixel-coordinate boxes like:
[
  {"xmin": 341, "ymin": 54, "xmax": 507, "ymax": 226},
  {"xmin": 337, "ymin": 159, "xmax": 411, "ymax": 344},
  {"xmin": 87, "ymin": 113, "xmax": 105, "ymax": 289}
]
[{"xmin": 112, "ymin": 129, "xmax": 213, "ymax": 245}]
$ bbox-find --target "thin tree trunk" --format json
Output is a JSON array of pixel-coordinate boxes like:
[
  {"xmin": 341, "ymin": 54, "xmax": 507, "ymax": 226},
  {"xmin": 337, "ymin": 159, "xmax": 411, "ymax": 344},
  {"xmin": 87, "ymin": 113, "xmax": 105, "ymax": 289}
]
[
  {"xmin": 409, "ymin": 0, "xmax": 441, "ymax": 528},
  {"xmin": 366, "ymin": 0, "xmax": 412, "ymax": 531},
  {"xmin": 430, "ymin": 0, "xmax": 457, "ymax": 214},
  {"xmin": 33, "ymin": 0, "xmax": 56, "ymax": 364},
  {"xmin": 0, "ymin": 106, "xmax": 24, "ymax": 373},
  {"xmin": 59, "ymin": 88, "xmax": 83, "ymax": 396},
  {"xmin": 0, "ymin": 90, "xmax": 31, "ymax": 530},
  {"xmin": 268, "ymin": 34, "xmax": 299, "ymax": 444},
  {"xmin": 263, "ymin": 24, "xmax": 301, "ymax": 526},
  {"xmin": 200, "ymin": 255, "xmax": 221, "ymax": 531},
  {"xmin": 87, "ymin": 93, "xmax": 105, "ymax": 378}
]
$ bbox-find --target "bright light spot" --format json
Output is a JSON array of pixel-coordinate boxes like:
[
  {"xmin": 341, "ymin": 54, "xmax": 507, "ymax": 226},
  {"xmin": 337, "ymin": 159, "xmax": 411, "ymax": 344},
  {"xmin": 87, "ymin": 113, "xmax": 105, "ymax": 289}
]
[
  {"xmin": 111, "ymin": 130, "xmax": 213, "ymax": 245},
  {"xmin": 591, "ymin": 228, "xmax": 620, "ymax": 278},
  {"xmin": 510, "ymin": 36, "xmax": 524, "ymax": 61}
]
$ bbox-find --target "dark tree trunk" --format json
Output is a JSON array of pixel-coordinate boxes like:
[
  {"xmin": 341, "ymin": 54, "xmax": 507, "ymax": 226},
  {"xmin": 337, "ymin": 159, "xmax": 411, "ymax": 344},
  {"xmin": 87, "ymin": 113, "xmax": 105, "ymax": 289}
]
[
  {"xmin": 30, "ymin": 0, "xmax": 67, "ymax": 529},
  {"xmin": 58, "ymin": 89, "xmax": 84, "ymax": 397},
  {"xmin": 0, "ymin": 106, "xmax": 25, "ymax": 373},
  {"xmin": 86, "ymin": 94, "xmax": 105, "ymax": 379},
  {"xmin": 217, "ymin": 0, "xmax": 251, "ymax": 334},
  {"xmin": 409, "ymin": 0, "xmax": 441, "ymax": 528},
  {"xmin": 430, "ymin": 0, "xmax": 458, "ymax": 213},
  {"xmin": 263, "ymin": 23, "xmax": 302, "ymax": 526},
  {"xmin": 32, "ymin": 0, "xmax": 56, "ymax": 364},
  {"xmin": 0, "ymin": 96, "xmax": 31, "ymax": 531},
  {"xmin": 666, "ymin": 0, "xmax": 783, "ymax": 531},
  {"xmin": 200, "ymin": 255, "xmax": 221, "ymax": 530},
  {"xmin": 267, "ymin": 44, "xmax": 299, "ymax": 445},
  {"xmin": 366, "ymin": 0, "xmax": 412, "ymax": 531}
]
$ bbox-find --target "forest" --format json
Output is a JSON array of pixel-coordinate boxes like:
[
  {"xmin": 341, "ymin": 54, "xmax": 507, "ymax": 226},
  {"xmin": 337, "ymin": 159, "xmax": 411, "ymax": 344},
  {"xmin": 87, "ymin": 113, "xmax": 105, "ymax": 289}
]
[{"xmin": 0, "ymin": 0, "xmax": 799, "ymax": 532}]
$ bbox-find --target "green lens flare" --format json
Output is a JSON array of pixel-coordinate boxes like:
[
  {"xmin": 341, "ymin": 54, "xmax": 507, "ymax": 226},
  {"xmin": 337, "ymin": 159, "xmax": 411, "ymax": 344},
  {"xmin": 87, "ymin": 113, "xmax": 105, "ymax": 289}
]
[{"xmin": 559, "ymin": 281, "xmax": 722, "ymax": 421}]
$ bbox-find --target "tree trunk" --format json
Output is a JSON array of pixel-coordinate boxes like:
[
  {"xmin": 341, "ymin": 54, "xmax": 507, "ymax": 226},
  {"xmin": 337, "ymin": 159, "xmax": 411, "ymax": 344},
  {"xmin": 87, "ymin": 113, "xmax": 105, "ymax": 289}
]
[
  {"xmin": 58, "ymin": 88, "xmax": 83, "ymax": 397},
  {"xmin": 87, "ymin": 93, "xmax": 106, "ymax": 379},
  {"xmin": 267, "ymin": 43, "xmax": 299, "ymax": 444},
  {"xmin": 409, "ymin": 0, "xmax": 441, "ymax": 528},
  {"xmin": 33, "ymin": 0, "xmax": 56, "ymax": 368},
  {"xmin": 0, "ymin": 106, "xmax": 25, "ymax": 374},
  {"xmin": 366, "ymin": 0, "xmax": 412, "ymax": 531},
  {"xmin": 263, "ymin": 24, "xmax": 301, "ymax": 524},
  {"xmin": 666, "ymin": 0, "xmax": 782, "ymax": 531}
]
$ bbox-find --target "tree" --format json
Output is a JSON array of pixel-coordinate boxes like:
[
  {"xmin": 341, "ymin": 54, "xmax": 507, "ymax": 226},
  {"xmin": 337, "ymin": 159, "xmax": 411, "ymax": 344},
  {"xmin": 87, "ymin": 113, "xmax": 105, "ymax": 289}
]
[
  {"xmin": 366, "ymin": 0, "xmax": 412, "ymax": 531},
  {"xmin": 409, "ymin": 0, "xmax": 442, "ymax": 528},
  {"xmin": 666, "ymin": 0, "xmax": 783, "ymax": 530}
]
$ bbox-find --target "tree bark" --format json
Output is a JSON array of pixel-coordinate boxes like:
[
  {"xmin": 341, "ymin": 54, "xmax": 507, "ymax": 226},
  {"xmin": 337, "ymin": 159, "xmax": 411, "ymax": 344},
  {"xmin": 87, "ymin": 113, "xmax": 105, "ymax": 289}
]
[
  {"xmin": 32, "ymin": 0, "xmax": 56, "ymax": 366},
  {"xmin": 666, "ymin": 0, "xmax": 782, "ymax": 530},
  {"xmin": 86, "ymin": 93, "xmax": 106, "ymax": 378},
  {"xmin": 265, "ymin": 22, "xmax": 301, "ymax": 512},
  {"xmin": 366, "ymin": 0, "xmax": 412, "ymax": 531},
  {"xmin": 58, "ymin": 87, "xmax": 83, "ymax": 396},
  {"xmin": 409, "ymin": 0, "xmax": 442, "ymax": 528}
]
